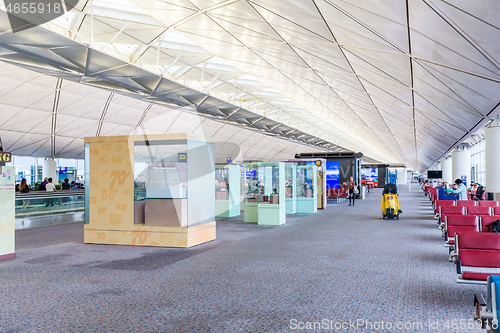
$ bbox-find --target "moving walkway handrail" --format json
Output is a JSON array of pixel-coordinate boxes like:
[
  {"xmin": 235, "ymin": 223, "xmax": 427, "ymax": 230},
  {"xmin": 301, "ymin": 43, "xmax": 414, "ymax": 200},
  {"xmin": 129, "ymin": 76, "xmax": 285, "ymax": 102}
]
[{"xmin": 15, "ymin": 189, "xmax": 85, "ymax": 200}]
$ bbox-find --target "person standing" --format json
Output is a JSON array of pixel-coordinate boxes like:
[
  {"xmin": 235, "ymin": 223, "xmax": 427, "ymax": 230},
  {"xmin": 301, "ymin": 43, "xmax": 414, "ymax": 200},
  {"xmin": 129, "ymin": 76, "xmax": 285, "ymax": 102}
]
[
  {"xmin": 75, "ymin": 176, "xmax": 83, "ymax": 188},
  {"xmin": 39, "ymin": 177, "xmax": 48, "ymax": 191},
  {"xmin": 45, "ymin": 177, "xmax": 56, "ymax": 207},
  {"xmin": 452, "ymin": 179, "xmax": 467, "ymax": 201},
  {"xmin": 348, "ymin": 176, "xmax": 356, "ymax": 206},
  {"xmin": 61, "ymin": 178, "xmax": 71, "ymax": 190}
]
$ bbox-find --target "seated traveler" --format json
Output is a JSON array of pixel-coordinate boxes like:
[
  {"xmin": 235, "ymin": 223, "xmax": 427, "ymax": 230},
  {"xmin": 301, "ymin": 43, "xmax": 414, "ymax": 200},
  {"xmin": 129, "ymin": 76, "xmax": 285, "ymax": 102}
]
[
  {"xmin": 475, "ymin": 184, "xmax": 485, "ymax": 201},
  {"xmin": 452, "ymin": 179, "xmax": 467, "ymax": 200}
]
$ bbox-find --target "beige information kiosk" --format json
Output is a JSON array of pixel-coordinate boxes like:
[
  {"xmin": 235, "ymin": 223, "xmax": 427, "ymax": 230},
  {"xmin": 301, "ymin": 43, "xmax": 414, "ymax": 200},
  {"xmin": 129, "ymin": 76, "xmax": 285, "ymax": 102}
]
[{"xmin": 84, "ymin": 134, "xmax": 216, "ymax": 248}]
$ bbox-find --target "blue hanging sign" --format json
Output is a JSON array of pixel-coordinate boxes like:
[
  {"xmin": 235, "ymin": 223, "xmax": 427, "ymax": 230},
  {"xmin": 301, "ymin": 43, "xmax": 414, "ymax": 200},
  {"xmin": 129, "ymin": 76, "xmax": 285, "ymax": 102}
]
[
  {"xmin": 227, "ymin": 157, "xmax": 232, "ymax": 164},
  {"xmin": 461, "ymin": 175, "xmax": 467, "ymax": 187},
  {"xmin": 241, "ymin": 170, "xmax": 256, "ymax": 178}
]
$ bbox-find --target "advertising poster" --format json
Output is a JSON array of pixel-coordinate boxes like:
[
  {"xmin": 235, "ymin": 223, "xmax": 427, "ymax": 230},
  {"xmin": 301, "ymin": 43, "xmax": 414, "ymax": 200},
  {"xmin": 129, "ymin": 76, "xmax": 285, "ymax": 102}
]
[
  {"xmin": 0, "ymin": 166, "xmax": 15, "ymax": 261},
  {"xmin": 361, "ymin": 168, "xmax": 378, "ymax": 187},
  {"xmin": 325, "ymin": 161, "xmax": 340, "ymax": 190}
]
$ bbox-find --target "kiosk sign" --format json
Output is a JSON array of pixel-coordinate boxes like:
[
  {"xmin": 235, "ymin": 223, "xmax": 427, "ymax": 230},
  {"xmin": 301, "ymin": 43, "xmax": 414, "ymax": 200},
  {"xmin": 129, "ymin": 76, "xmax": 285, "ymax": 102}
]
[{"xmin": 0, "ymin": 152, "xmax": 12, "ymax": 163}]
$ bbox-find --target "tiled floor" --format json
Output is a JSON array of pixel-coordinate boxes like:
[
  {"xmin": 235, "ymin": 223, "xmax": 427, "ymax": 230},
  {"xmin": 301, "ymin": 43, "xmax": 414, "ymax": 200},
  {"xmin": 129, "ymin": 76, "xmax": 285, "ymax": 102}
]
[{"xmin": 1, "ymin": 185, "xmax": 484, "ymax": 332}]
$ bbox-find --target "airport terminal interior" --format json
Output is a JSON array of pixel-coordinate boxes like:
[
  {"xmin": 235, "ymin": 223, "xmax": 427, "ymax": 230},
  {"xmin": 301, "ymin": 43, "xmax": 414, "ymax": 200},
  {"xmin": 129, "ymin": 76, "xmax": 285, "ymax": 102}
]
[{"xmin": 2, "ymin": 0, "xmax": 500, "ymax": 332}]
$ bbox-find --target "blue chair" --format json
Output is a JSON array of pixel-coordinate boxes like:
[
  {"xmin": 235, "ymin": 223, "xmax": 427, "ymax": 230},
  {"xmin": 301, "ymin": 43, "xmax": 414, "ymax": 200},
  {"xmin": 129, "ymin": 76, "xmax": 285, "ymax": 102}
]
[{"xmin": 475, "ymin": 275, "xmax": 500, "ymax": 331}]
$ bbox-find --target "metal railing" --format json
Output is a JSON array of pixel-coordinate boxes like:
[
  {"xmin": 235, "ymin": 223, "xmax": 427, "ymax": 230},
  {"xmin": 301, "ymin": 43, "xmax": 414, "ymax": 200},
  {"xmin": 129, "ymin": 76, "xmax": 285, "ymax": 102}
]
[{"xmin": 15, "ymin": 189, "xmax": 85, "ymax": 217}]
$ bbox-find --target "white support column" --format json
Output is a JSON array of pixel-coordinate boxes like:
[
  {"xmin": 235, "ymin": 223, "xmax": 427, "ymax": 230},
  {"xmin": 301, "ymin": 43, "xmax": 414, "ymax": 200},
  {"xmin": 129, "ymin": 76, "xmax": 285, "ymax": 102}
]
[
  {"xmin": 486, "ymin": 115, "xmax": 500, "ymax": 195},
  {"xmin": 441, "ymin": 155, "xmax": 453, "ymax": 184},
  {"xmin": 42, "ymin": 158, "xmax": 57, "ymax": 183},
  {"xmin": 452, "ymin": 145, "xmax": 471, "ymax": 187},
  {"xmin": 396, "ymin": 167, "xmax": 407, "ymax": 185}
]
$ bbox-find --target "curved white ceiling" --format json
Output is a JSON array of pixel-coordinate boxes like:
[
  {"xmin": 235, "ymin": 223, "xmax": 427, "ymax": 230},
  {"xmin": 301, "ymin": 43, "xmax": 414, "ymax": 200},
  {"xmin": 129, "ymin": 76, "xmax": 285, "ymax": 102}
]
[
  {"xmin": 0, "ymin": 62, "xmax": 327, "ymax": 162},
  {"xmin": 1, "ymin": 0, "xmax": 499, "ymax": 170}
]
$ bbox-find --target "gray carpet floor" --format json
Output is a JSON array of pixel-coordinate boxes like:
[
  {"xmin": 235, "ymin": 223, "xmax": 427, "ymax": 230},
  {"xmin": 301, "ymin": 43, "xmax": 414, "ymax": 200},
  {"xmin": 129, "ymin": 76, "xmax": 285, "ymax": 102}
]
[{"xmin": 0, "ymin": 185, "xmax": 485, "ymax": 332}]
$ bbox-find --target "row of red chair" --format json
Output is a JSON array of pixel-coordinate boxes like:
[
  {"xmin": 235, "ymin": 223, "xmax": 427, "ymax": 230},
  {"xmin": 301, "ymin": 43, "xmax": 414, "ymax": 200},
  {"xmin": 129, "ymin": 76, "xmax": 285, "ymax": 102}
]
[
  {"xmin": 422, "ymin": 185, "xmax": 500, "ymax": 284},
  {"xmin": 441, "ymin": 205, "xmax": 500, "ymax": 218},
  {"xmin": 455, "ymin": 233, "xmax": 500, "ymax": 282},
  {"xmin": 440, "ymin": 203, "xmax": 500, "ymax": 283},
  {"xmin": 440, "ymin": 206, "xmax": 499, "ymax": 237},
  {"xmin": 327, "ymin": 188, "xmax": 348, "ymax": 199},
  {"xmin": 436, "ymin": 199, "xmax": 498, "ymax": 216},
  {"xmin": 444, "ymin": 215, "xmax": 500, "ymax": 245}
]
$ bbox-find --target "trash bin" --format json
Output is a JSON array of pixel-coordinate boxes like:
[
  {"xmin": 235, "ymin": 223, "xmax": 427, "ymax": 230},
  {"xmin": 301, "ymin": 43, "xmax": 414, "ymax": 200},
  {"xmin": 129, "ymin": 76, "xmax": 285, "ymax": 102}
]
[{"xmin": 360, "ymin": 185, "xmax": 367, "ymax": 199}]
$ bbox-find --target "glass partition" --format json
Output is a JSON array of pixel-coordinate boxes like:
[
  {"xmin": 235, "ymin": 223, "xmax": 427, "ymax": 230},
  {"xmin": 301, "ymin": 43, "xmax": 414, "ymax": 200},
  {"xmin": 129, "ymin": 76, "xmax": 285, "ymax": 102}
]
[
  {"xmin": 297, "ymin": 167, "xmax": 314, "ymax": 198},
  {"xmin": 15, "ymin": 192, "xmax": 85, "ymax": 218},
  {"xmin": 258, "ymin": 165, "xmax": 280, "ymax": 204},
  {"xmin": 296, "ymin": 164, "xmax": 317, "ymax": 214},
  {"xmin": 284, "ymin": 163, "xmax": 297, "ymax": 214},
  {"xmin": 134, "ymin": 139, "xmax": 188, "ymax": 199},
  {"xmin": 215, "ymin": 165, "xmax": 240, "ymax": 217},
  {"xmin": 244, "ymin": 162, "xmax": 285, "ymax": 225},
  {"xmin": 215, "ymin": 167, "xmax": 229, "ymax": 200},
  {"xmin": 133, "ymin": 139, "xmax": 188, "ymax": 227},
  {"xmin": 131, "ymin": 138, "xmax": 215, "ymax": 227},
  {"xmin": 244, "ymin": 163, "xmax": 259, "ymax": 203}
]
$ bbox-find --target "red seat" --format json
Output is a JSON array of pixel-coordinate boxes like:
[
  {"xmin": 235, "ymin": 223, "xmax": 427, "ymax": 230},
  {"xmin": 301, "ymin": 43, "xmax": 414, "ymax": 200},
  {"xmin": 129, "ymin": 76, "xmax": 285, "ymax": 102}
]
[
  {"xmin": 327, "ymin": 188, "xmax": 337, "ymax": 198},
  {"xmin": 467, "ymin": 206, "xmax": 492, "ymax": 216},
  {"xmin": 435, "ymin": 199, "xmax": 455, "ymax": 215},
  {"xmin": 480, "ymin": 215, "xmax": 500, "ymax": 232},
  {"xmin": 441, "ymin": 206, "xmax": 465, "ymax": 218},
  {"xmin": 429, "ymin": 188, "xmax": 437, "ymax": 203},
  {"xmin": 445, "ymin": 216, "xmax": 478, "ymax": 244},
  {"xmin": 457, "ymin": 233, "xmax": 500, "ymax": 281},
  {"xmin": 456, "ymin": 200, "xmax": 477, "ymax": 208},
  {"xmin": 469, "ymin": 191, "xmax": 486, "ymax": 200},
  {"xmin": 329, "ymin": 187, "xmax": 349, "ymax": 199},
  {"xmin": 479, "ymin": 201, "xmax": 499, "ymax": 207},
  {"xmin": 494, "ymin": 206, "xmax": 500, "ymax": 216}
]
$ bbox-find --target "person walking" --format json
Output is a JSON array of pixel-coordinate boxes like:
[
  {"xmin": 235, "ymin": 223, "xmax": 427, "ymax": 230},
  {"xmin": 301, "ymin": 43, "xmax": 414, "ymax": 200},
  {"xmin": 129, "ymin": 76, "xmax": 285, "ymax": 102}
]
[{"xmin": 348, "ymin": 176, "xmax": 357, "ymax": 206}]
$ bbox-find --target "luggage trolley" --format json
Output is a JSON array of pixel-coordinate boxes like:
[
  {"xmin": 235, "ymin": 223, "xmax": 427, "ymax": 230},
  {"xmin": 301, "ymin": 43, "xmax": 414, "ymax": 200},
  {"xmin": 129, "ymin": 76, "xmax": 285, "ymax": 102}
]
[{"xmin": 382, "ymin": 183, "xmax": 401, "ymax": 219}]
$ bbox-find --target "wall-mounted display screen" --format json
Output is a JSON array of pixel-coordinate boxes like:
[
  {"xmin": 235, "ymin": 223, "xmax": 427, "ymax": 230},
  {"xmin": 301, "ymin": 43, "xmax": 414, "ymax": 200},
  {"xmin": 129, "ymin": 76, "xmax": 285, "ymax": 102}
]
[
  {"xmin": 361, "ymin": 168, "xmax": 378, "ymax": 187},
  {"xmin": 427, "ymin": 170, "xmax": 442, "ymax": 179}
]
